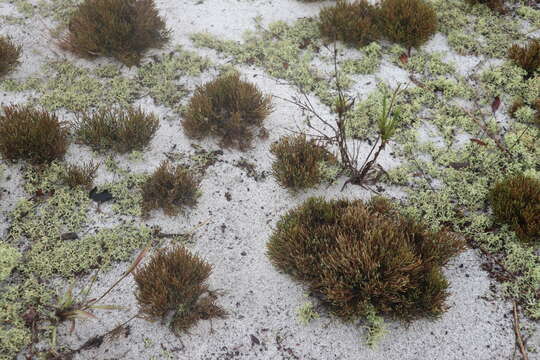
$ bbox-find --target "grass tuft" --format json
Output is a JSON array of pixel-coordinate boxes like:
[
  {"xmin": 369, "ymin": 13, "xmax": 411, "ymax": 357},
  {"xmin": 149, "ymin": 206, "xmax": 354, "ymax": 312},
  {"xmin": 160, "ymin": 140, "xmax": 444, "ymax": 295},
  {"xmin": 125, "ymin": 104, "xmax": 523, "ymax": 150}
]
[
  {"xmin": 182, "ymin": 72, "xmax": 272, "ymax": 150},
  {"xmin": 0, "ymin": 105, "xmax": 69, "ymax": 164},
  {"xmin": 141, "ymin": 161, "xmax": 200, "ymax": 216},
  {"xmin": 62, "ymin": 0, "xmax": 170, "ymax": 66},
  {"xmin": 75, "ymin": 106, "xmax": 159, "ymax": 153},
  {"xmin": 60, "ymin": 161, "xmax": 99, "ymax": 190},
  {"xmin": 134, "ymin": 246, "xmax": 226, "ymax": 335}
]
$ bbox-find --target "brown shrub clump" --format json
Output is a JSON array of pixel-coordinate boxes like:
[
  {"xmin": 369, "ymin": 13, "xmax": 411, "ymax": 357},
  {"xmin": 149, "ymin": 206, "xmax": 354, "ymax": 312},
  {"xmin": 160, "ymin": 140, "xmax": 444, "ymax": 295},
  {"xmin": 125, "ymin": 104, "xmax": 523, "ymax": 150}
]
[
  {"xmin": 489, "ymin": 174, "xmax": 540, "ymax": 243},
  {"xmin": 182, "ymin": 73, "xmax": 273, "ymax": 151},
  {"xmin": 63, "ymin": 0, "xmax": 170, "ymax": 66},
  {"xmin": 75, "ymin": 107, "xmax": 159, "ymax": 153},
  {"xmin": 378, "ymin": 0, "xmax": 437, "ymax": 54},
  {"xmin": 141, "ymin": 161, "xmax": 200, "ymax": 216},
  {"xmin": 267, "ymin": 197, "xmax": 463, "ymax": 321},
  {"xmin": 318, "ymin": 0, "xmax": 380, "ymax": 47},
  {"xmin": 508, "ymin": 40, "xmax": 540, "ymax": 78},
  {"xmin": 0, "ymin": 36, "xmax": 22, "ymax": 77},
  {"xmin": 465, "ymin": 0, "xmax": 506, "ymax": 13},
  {"xmin": 270, "ymin": 135, "xmax": 338, "ymax": 190},
  {"xmin": 134, "ymin": 246, "xmax": 226, "ymax": 334},
  {"xmin": 60, "ymin": 161, "xmax": 99, "ymax": 190},
  {"xmin": 0, "ymin": 105, "xmax": 69, "ymax": 164}
]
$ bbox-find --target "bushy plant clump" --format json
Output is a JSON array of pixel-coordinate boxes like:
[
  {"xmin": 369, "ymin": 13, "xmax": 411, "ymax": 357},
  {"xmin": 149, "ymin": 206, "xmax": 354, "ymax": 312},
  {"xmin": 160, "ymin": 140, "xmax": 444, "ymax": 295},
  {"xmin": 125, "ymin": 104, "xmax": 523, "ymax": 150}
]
[
  {"xmin": 378, "ymin": 0, "xmax": 437, "ymax": 54},
  {"xmin": 489, "ymin": 174, "xmax": 540, "ymax": 243},
  {"xmin": 141, "ymin": 161, "xmax": 200, "ymax": 216},
  {"xmin": 270, "ymin": 135, "xmax": 338, "ymax": 190},
  {"xmin": 508, "ymin": 40, "xmax": 540, "ymax": 78},
  {"xmin": 134, "ymin": 246, "xmax": 226, "ymax": 334},
  {"xmin": 0, "ymin": 36, "xmax": 21, "ymax": 77},
  {"xmin": 182, "ymin": 72, "xmax": 272, "ymax": 150},
  {"xmin": 0, "ymin": 105, "xmax": 69, "ymax": 164},
  {"xmin": 75, "ymin": 107, "xmax": 159, "ymax": 153},
  {"xmin": 267, "ymin": 197, "xmax": 463, "ymax": 321},
  {"xmin": 319, "ymin": 0, "xmax": 380, "ymax": 47},
  {"xmin": 60, "ymin": 161, "xmax": 99, "ymax": 190},
  {"xmin": 63, "ymin": 0, "xmax": 170, "ymax": 66}
]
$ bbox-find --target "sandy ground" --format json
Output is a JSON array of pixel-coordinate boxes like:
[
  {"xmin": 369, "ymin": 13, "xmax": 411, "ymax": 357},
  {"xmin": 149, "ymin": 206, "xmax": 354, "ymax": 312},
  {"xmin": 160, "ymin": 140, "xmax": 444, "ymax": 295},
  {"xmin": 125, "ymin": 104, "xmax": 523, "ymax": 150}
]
[{"xmin": 1, "ymin": 0, "xmax": 538, "ymax": 359}]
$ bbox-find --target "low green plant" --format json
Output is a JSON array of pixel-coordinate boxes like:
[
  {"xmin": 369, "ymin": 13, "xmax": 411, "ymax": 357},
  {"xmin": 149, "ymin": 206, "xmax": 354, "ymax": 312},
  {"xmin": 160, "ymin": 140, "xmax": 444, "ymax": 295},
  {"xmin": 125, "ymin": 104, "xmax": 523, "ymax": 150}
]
[
  {"xmin": 270, "ymin": 135, "xmax": 338, "ymax": 190},
  {"xmin": 267, "ymin": 197, "xmax": 463, "ymax": 328},
  {"xmin": 0, "ymin": 36, "xmax": 21, "ymax": 77},
  {"xmin": 75, "ymin": 106, "xmax": 159, "ymax": 153},
  {"xmin": 296, "ymin": 301, "xmax": 319, "ymax": 325},
  {"xmin": 0, "ymin": 105, "xmax": 69, "ymax": 164},
  {"xmin": 318, "ymin": 0, "xmax": 380, "ymax": 47},
  {"xmin": 182, "ymin": 72, "xmax": 272, "ymax": 150},
  {"xmin": 508, "ymin": 39, "xmax": 540, "ymax": 78},
  {"xmin": 62, "ymin": 0, "xmax": 170, "ymax": 66},
  {"xmin": 134, "ymin": 246, "xmax": 226, "ymax": 335},
  {"xmin": 378, "ymin": 0, "xmax": 437, "ymax": 55},
  {"xmin": 141, "ymin": 161, "xmax": 200, "ymax": 216},
  {"xmin": 489, "ymin": 174, "xmax": 540, "ymax": 243}
]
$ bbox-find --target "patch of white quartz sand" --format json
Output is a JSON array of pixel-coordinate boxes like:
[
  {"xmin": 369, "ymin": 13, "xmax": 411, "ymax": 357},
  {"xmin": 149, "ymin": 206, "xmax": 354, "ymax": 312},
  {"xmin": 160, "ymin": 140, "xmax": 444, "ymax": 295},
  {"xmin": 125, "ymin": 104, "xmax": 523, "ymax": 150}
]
[{"xmin": 1, "ymin": 0, "xmax": 535, "ymax": 359}]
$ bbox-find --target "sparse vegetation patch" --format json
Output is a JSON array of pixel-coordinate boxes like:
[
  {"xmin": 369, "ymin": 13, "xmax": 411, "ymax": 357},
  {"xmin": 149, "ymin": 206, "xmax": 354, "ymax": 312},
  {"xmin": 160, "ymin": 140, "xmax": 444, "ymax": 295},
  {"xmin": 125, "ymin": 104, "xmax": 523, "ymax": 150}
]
[{"xmin": 0, "ymin": 36, "xmax": 21, "ymax": 77}]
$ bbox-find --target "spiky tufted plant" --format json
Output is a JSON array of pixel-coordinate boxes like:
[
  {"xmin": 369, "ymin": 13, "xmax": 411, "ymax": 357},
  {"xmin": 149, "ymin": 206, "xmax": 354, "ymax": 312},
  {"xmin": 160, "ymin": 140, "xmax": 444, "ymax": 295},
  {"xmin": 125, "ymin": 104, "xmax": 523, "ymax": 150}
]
[
  {"xmin": 182, "ymin": 72, "xmax": 272, "ymax": 151},
  {"xmin": 508, "ymin": 39, "xmax": 540, "ymax": 79},
  {"xmin": 318, "ymin": 0, "xmax": 380, "ymax": 47},
  {"xmin": 267, "ymin": 197, "xmax": 463, "ymax": 322},
  {"xmin": 0, "ymin": 36, "xmax": 21, "ymax": 77},
  {"xmin": 62, "ymin": 0, "xmax": 170, "ymax": 66},
  {"xmin": 489, "ymin": 174, "xmax": 540, "ymax": 243},
  {"xmin": 134, "ymin": 246, "xmax": 226, "ymax": 335},
  {"xmin": 0, "ymin": 105, "xmax": 69, "ymax": 164},
  {"xmin": 378, "ymin": 0, "xmax": 437, "ymax": 55}
]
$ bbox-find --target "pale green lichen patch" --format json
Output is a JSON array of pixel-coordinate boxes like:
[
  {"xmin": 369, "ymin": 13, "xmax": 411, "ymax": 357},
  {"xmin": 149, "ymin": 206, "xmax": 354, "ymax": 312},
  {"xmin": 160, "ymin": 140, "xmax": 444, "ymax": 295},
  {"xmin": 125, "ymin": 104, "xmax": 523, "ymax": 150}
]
[
  {"xmin": 430, "ymin": 0, "xmax": 522, "ymax": 58},
  {"xmin": 191, "ymin": 18, "xmax": 336, "ymax": 104},
  {"xmin": 0, "ymin": 242, "xmax": 21, "ymax": 281},
  {"xmin": 296, "ymin": 301, "xmax": 319, "ymax": 325},
  {"xmin": 137, "ymin": 47, "xmax": 212, "ymax": 108},
  {"xmin": 341, "ymin": 42, "xmax": 383, "ymax": 76}
]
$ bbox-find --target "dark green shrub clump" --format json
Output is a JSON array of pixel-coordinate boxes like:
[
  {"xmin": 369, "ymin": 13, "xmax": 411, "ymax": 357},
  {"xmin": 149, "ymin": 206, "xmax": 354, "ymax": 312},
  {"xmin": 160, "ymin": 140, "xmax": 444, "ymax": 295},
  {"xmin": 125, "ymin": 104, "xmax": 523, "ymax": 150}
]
[
  {"xmin": 75, "ymin": 107, "xmax": 159, "ymax": 153},
  {"xmin": 63, "ymin": 0, "xmax": 170, "ymax": 66},
  {"xmin": 508, "ymin": 40, "xmax": 540, "ymax": 78},
  {"xmin": 0, "ymin": 36, "xmax": 21, "ymax": 77},
  {"xmin": 489, "ymin": 175, "xmax": 540, "ymax": 242},
  {"xmin": 134, "ymin": 246, "xmax": 226, "ymax": 334},
  {"xmin": 267, "ymin": 197, "xmax": 463, "ymax": 321},
  {"xmin": 182, "ymin": 73, "xmax": 273, "ymax": 150},
  {"xmin": 0, "ymin": 105, "xmax": 69, "ymax": 164},
  {"xmin": 378, "ymin": 0, "xmax": 437, "ymax": 54},
  {"xmin": 141, "ymin": 161, "xmax": 199, "ymax": 216},
  {"xmin": 270, "ymin": 135, "xmax": 338, "ymax": 190},
  {"xmin": 319, "ymin": 0, "xmax": 380, "ymax": 47}
]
